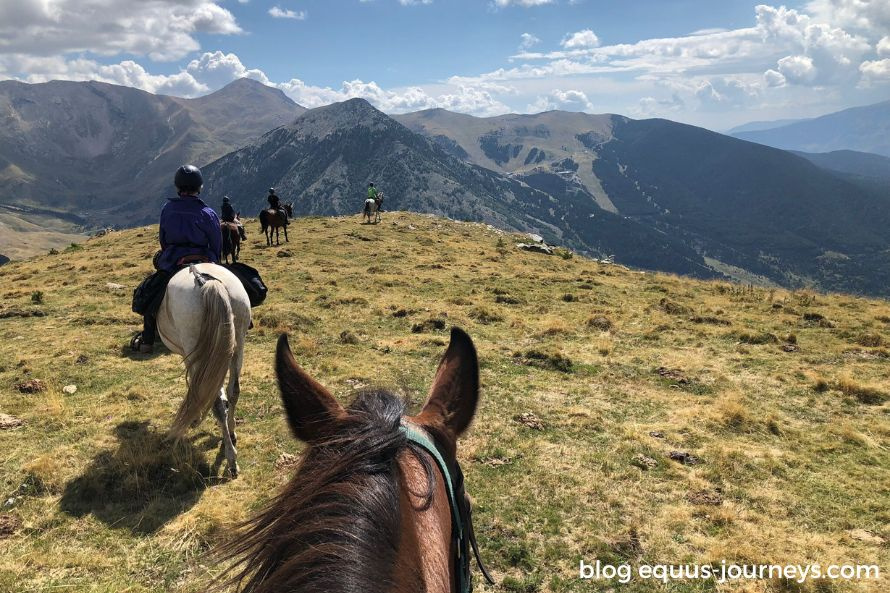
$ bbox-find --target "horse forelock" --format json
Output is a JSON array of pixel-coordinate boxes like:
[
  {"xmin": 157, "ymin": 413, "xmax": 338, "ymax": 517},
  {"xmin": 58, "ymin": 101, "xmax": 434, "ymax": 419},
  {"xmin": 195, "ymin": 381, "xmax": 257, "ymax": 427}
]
[{"xmin": 215, "ymin": 390, "xmax": 440, "ymax": 593}]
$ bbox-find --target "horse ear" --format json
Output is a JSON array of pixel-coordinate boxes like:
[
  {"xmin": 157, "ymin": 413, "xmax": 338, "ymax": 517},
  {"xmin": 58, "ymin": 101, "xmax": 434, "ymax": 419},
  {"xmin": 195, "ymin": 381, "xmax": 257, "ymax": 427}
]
[
  {"xmin": 276, "ymin": 334, "xmax": 346, "ymax": 442},
  {"xmin": 412, "ymin": 327, "xmax": 480, "ymax": 443}
]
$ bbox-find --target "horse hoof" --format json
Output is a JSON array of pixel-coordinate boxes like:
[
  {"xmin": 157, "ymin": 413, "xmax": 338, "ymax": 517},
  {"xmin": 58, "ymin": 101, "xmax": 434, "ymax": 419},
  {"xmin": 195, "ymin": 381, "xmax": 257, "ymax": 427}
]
[{"xmin": 228, "ymin": 464, "xmax": 239, "ymax": 478}]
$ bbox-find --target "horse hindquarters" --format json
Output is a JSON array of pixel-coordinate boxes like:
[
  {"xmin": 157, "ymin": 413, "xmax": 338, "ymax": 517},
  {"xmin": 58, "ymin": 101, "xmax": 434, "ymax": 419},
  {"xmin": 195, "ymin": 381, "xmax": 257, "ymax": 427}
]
[{"xmin": 170, "ymin": 278, "xmax": 236, "ymax": 438}]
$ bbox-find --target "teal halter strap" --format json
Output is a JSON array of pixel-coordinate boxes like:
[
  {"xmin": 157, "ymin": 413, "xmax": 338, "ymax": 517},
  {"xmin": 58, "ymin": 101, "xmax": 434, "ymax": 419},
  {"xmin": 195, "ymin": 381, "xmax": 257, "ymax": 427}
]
[
  {"xmin": 399, "ymin": 423, "xmax": 464, "ymax": 542},
  {"xmin": 399, "ymin": 422, "xmax": 471, "ymax": 593}
]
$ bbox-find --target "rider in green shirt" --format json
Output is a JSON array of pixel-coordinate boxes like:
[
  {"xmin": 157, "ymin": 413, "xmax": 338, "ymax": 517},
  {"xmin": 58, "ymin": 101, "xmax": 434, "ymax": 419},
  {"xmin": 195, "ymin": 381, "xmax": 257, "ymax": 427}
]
[{"xmin": 367, "ymin": 182, "xmax": 379, "ymax": 200}]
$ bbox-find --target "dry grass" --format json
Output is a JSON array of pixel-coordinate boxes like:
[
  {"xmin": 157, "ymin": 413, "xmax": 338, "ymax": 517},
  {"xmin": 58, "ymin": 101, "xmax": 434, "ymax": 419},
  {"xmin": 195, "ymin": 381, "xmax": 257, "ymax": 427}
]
[{"xmin": 0, "ymin": 212, "xmax": 888, "ymax": 592}]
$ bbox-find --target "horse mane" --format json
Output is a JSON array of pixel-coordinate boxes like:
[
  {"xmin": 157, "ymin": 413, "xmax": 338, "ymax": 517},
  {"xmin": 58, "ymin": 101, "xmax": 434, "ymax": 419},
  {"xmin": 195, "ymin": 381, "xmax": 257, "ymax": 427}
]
[{"xmin": 215, "ymin": 390, "xmax": 436, "ymax": 593}]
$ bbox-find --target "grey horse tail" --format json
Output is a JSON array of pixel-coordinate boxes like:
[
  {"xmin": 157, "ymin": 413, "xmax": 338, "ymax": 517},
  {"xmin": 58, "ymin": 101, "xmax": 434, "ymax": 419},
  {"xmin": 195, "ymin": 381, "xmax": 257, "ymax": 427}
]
[{"xmin": 170, "ymin": 266, "xmax": 236, "ymax": 437}]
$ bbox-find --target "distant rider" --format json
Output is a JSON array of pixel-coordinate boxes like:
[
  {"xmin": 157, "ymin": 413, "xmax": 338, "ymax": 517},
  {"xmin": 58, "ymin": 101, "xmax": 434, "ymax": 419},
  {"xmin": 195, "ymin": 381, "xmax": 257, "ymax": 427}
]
[
  {"xmin": 221, "ymin": 196, "xmax": 247, "ymax": 240},
  {"xmin": 268, "ymin": 187, "xmax": 288, "ymax": 226},
  {"xmin": 365, "ymin": 182, "xmax": 383, "ymax": 214},
  {"xmin": 131, "ymin": 165, "xmax": 222, "ymax": 353}
]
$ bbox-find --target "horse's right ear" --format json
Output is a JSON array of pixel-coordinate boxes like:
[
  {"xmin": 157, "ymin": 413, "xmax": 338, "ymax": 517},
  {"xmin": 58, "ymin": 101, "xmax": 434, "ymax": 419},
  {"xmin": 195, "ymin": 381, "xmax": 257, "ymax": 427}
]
[
  {"xmin": 276, "ymin": 334, "xmax": 346, "ymax": 442},
  {"xmin": 411, "ymin": 327, "xmax": 480, "ymax": 446}
]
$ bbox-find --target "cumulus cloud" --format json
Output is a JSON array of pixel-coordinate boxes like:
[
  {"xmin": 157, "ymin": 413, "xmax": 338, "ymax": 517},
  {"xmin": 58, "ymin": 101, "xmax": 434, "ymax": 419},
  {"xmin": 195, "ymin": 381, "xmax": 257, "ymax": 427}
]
[
  {"xmin": 528, "ymin": 89, "xmax": 595, "ymax": 112},
  {"xmin": 561, "ymin": 29, "xmax": 600, "ymax": 49},
  {"xmin": 764, "ymin": 68, "xmax": 787, "ymax": 87},
  {"xmin": 0, "ymin": 54, "xmax": 209, "ymax": 96},
  {"xmin": 269, "ymin": 7, "xmax": 307, "ymax": 19},
  {"xmin": 519, "ymin": 33, "xmax": 541, "ymax": 50},
  {"xmin": 185, "ymin": 51, "xmax": 272, "ymax": 88},
  {"xmin": 635, "ymin": 93, "xmax": 685, "ymax": 117},
  {"xmin": 399, "ymin": 0, "xmax": 433, "ymax": 5},
  {"xmin": 278, "ymin": 78, "xmax": 510, "ymax": 115},
  {"xmin": 805, "ymin": 0, "xmax": 890, "ymax": 36},
  {"xmin": 695, "ymin": 77, "xmax": 760, "ymax": 109},
  {"xmin": 860, "ymin": 58, "xmax": 890, "ymax": 81},
  {"xmin": 0, "ymin": 0, "xmax": 241, "ymax": 62},
  {"xmin": 878, "ymin": 36, "xmax": 890, "ymax": 55}
]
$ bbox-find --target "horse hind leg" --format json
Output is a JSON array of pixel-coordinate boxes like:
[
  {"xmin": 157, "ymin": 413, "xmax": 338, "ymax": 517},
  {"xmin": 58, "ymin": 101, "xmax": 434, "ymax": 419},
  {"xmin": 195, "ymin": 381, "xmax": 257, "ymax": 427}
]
[
  {"xmin": 212, "ymin": 392, "xmax": 238, "ymax": 477},
  {"xmin": 226, "ymin": 346, "xmax": 243, "ymax": 446}
]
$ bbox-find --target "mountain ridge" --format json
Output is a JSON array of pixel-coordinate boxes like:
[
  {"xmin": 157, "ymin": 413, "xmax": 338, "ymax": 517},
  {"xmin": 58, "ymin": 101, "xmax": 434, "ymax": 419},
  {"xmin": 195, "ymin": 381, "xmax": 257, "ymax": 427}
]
[{"xmin": 732, "ymin": 99, "xmax": 890, "ymax": 156}]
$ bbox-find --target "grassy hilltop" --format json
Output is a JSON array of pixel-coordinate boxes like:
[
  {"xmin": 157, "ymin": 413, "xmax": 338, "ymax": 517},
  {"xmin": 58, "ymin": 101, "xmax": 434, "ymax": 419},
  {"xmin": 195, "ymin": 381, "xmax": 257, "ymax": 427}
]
[{"xmin": 0, "ymin": 212, "xmax": 888, "ymax": 593}]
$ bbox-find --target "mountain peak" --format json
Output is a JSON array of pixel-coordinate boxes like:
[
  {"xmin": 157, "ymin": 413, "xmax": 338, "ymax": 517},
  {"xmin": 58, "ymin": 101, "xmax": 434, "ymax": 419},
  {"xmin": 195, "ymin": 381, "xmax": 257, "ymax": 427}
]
[
  {"xmin": 195, "ymin": 77, "xmax": 301, "ymax": 109},
  {"xmin": 289, "ymin": 97, "xmax": 395, "ymax": 136}
]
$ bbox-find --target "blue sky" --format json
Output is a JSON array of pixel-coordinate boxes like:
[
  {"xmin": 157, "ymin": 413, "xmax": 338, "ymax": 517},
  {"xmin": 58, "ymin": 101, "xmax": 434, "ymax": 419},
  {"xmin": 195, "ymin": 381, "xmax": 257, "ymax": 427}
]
[{"xmin": 1, "ymin": 0, "xmax": 889, "ymax": 130}]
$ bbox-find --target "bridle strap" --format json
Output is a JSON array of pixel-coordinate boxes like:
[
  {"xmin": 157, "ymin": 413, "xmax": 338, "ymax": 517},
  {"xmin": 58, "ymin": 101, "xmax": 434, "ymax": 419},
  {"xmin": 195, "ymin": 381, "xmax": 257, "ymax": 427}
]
[{"xmin": 399, "ymin": 423, "xmax": 494, "ymax": 593}]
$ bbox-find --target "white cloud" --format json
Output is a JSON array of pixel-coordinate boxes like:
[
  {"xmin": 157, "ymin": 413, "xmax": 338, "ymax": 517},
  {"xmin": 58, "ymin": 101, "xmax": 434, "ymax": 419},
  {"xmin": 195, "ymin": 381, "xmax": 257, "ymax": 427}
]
[
  {"xmin": 528, "ymin": 88, "xmax": 595, "ymax": 112},
  {"xmin": 635, "ymin": 93, "xmax": 685, "ymax": 117},
  {"xmin": 805, "ymin": 0, "xmax": 890, "ymax": 36},
  {"xmin": 519, "ymin": 33, "xmax": 541, "ymax": 50},
  {"xmin": 269, "ymin": 7, "xmax": 307, "ymax": 20},
  {"xmin": 399, "ymin": 0, "xmax": 433, "ymax": 5},
  {"xmin": 764, "ymin": 68, "xmax": 787, "ymax": 87},
  {"xmin": 776, "ymin": 55, "xmax": 817, "ymax": 84},
  {"xmin": 0, "ymin": 54, "xmax": 209, "ymax": 96},
  {"xmin": 561, "ymin": 29, "xmax": 600, "ymax": 49},
  {"xmin": 278, "ymin": 77, "xmax": 510, "ymax": 116},
  {"xmin": 694, "ymin": 77, "xmax": 760, "ymax": 109},
  {"xmin": 860, "ymin": 58, "xmax": 890, "ymax": 81},
  {"xmin": 0, "ymin": 1, "xmax": 241, "ymax": 62},
  {"xmin": 185, "ymin": 51, "xmax": 272, "ymax": 88},
  {"xmin": 878, "ymin": 36, "xmax": 890, "ymax": 55}
]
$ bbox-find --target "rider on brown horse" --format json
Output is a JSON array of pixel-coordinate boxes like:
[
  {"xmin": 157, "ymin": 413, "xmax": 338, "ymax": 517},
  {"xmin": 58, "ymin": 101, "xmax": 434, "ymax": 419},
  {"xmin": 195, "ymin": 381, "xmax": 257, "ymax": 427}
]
[
  {"xmin": 268, "ymin": 188, "xmax": 288, "ymax": 226},
  {"xmin": 221, "ymin": 196, "xmax": 247, "ymax": 240}
]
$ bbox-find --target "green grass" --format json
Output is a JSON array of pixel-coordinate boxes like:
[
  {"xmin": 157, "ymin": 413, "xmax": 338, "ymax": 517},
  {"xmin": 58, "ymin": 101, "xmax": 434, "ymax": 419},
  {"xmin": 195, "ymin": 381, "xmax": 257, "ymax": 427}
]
[{"xmin": 0, "ymin": 213, "xmax": 888, "ymax": 592}]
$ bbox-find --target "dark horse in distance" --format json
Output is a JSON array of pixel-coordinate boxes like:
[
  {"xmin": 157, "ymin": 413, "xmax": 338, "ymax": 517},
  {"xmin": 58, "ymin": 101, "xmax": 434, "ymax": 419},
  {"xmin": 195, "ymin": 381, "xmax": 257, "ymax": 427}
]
[
  {"xmin": 259, "ymin": 202, "xmax": 293, "ymax": 246},
  {"xmin": 221, "ymin": 220, "xmax": 242, "ymax": 263}
]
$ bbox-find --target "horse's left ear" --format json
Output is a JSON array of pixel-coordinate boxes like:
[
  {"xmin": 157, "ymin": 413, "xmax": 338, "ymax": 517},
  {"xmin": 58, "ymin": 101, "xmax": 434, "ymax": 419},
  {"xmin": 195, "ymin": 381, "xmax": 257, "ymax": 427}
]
[
  {"xmin": 412, "ymin": 327, "xmax": 480, "ymax": 442},
  {"xmin": 276, "ymin": 334, "xmax": 346, "ymax": 442}
]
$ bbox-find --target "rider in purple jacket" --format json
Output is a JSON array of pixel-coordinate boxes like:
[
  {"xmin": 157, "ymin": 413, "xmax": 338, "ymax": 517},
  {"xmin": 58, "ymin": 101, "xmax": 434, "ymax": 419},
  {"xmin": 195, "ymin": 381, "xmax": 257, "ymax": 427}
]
[
  {"xmin": 156, "ymin": 191, "xmax": 222, "ymax": 271},
  {"xmin": 132, "ymin": 165, "xmax": 220, "ymax": 353}
]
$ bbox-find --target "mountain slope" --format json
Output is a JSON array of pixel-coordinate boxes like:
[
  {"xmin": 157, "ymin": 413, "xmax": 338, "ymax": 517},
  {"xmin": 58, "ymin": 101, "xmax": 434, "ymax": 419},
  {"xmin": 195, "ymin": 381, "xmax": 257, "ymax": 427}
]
[
  {"xmin": 727, "ymin": 117, "xmax": 806, "ymax": 134},
  {"xmin": 202, "ymin": 99, "xmax": 715, "ymax": 278},
  {"xmin": 593, "ymin": 117, "xmax": 890, "ymax": 294},
  {"xmin": 793, "ymin": 149, "xmax": 890, "ymax": 182},
  {"xmin": 394, "ymin": 109, "xmax": 619, "ymax": 212},
  {"xmin": 396, "ymin": 107, "xmax": 890, "ymax": 295},
  {"xmin": 732, "ymin": 99, "xmax": 890, "ymax": 156},
  {"xmin": 0, "ymin": 78, "xmax": 304, "ymax": 228}
]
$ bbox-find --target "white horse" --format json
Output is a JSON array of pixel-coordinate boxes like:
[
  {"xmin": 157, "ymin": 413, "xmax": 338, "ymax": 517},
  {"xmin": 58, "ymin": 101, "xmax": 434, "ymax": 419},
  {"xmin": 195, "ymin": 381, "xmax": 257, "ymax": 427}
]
[
  {"xmin": 157, "ymin": 263, "xmax": 251, "ymax": 477},
  {"xmin": 363, "ymin": 193, "xmax": 383, "ymax": 224}
]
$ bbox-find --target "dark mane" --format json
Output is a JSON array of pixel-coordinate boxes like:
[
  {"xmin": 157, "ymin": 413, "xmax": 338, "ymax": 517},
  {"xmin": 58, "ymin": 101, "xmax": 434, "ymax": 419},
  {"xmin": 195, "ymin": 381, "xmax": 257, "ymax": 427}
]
[{"xmin": 215, "ymin": 390, "xmax": 435, "ymax": 593}]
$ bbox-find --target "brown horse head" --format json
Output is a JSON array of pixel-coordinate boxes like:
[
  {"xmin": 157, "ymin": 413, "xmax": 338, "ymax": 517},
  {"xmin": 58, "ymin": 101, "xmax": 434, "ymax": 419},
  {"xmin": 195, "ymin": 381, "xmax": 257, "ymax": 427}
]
[{"xmin": 216, "ymin": 328, "xmax": 481, "ymax": 593}]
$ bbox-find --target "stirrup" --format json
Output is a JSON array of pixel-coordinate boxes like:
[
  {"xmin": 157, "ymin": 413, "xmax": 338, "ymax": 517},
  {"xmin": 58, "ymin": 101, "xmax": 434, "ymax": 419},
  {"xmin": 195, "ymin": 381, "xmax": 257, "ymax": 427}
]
[{"xmin": 130, "ymin": 332, "xmax": 144, "ymax": 351}]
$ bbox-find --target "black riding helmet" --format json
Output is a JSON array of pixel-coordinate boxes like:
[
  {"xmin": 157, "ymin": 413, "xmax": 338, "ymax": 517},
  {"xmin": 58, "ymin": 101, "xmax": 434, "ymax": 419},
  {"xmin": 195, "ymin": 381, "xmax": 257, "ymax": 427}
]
[
  {"xmin": 369, "ymin": 182, "xmax": 375, "ymax": 187},
  {"xmin": 175, "ymin": 165, "xmax": 203, "ymax": 193}
]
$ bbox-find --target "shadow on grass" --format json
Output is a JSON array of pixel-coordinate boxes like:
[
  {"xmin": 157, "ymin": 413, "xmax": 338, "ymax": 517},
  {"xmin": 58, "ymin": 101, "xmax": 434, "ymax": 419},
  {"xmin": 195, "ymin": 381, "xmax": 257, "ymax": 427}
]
[
  {"xmin": 118, "ymin": 339, "xmax": 169, "ymax": 361},
  {"xmin": 60, "ymin": 420, "xmax": 225, "ymax": 535}
]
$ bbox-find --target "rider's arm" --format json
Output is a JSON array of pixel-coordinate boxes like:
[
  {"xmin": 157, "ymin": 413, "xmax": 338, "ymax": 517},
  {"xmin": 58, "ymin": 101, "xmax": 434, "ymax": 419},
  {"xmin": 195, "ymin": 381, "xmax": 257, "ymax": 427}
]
[
  {"xmin": 204, "ymin": 209, "xmax": 223, "ymax": 263},
  {"xmin": 158, "ymin": 207, "xmax": 169, "ymax": 249}
]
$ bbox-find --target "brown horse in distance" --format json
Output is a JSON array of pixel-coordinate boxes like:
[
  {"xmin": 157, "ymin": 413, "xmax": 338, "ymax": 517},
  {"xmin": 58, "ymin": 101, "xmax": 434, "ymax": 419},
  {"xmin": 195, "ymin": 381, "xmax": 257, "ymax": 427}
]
[
  {"xmin": 221, "ymin": 221, "xmax": 241, "ymax": 263},
  {"xmin": 259, "ymin": 202, "xmax": 293, "ymax": 246},
  {"xmin": 215, "ymin": 328, "xmax": 485, "ymax": 593}
]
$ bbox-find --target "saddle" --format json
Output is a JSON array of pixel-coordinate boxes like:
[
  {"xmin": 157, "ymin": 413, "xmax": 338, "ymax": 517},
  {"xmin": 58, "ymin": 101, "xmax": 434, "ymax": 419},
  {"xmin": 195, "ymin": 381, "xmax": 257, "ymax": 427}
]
[{"xmin": 176, "ymin": 254, "xmax": 210, "ymax": 266}]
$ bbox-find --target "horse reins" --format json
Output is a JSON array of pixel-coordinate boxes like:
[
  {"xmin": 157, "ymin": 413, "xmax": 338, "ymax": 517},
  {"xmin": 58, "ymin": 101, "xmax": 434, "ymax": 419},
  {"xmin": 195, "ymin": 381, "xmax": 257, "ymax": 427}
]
[{"xmin": 399, "ymin": 422, "xmax": 495, "ymax": 593}]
